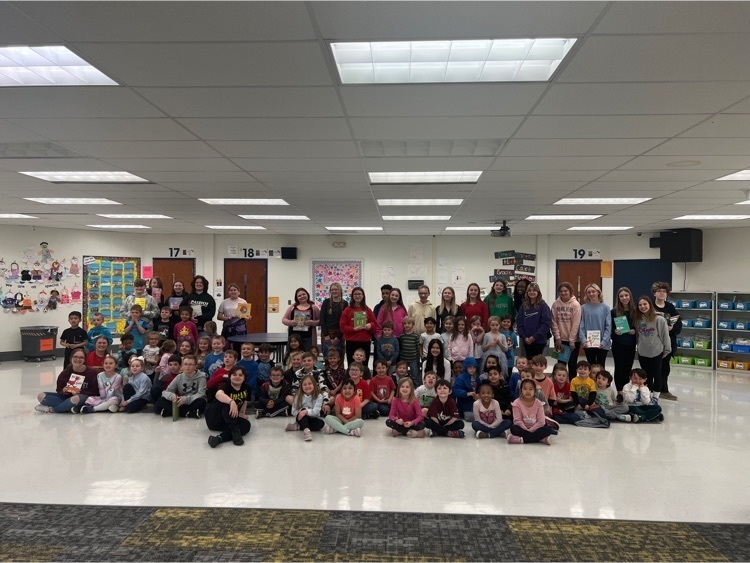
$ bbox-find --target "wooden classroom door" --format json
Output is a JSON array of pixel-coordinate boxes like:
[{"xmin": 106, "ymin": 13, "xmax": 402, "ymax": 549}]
[
  {"xmin": 224, "ymin": 259, "xmax": 268, "ymax": 333},
  {"xmin": 556, "ymin": 260, "xmax": 602, "ymax": 302},
  {"xmin": 152, "ymin": 258, "xmax": 196, "ymax": 290}
]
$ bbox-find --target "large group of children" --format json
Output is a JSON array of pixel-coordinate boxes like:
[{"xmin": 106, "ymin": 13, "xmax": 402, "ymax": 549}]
[{"xmin": 37, "ymin": 290, "xmax": 664, "ymax": 449}]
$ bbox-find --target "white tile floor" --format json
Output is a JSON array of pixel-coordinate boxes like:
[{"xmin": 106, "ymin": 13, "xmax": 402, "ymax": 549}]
[{"xmin": 3, "ymin": 358, "xmax": 750, "ymax": 524}]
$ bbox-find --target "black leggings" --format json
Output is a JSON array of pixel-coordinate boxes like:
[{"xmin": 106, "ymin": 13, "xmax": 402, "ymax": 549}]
[
  {"xmin": 510, "ymin": 424, "xmax": 552, "ymax": 443},
  {"xmin": 205, "ymin": 401, "xmax": 251, "ymax": 442},
  {"xmin": 297, "ymin": 415, "xmax": 325, "ymax": 431},
  {"xmin": 424, "ymin": 418, "xmax": 464, "ymax": 436},
  {"xmin": 155, "ymin": 397, "xmax": 207, "ymax": 417},
  {"xmin": 660, "ymin": 353, "xmax": 673, "ymax": 393},
  {"xmin": 386, "ymin": 419, "xmax": 425, "ymax": 435},
  {"xmin": 561, "ymin": 341, "xmax": 581, "ymax": 380},
  {"xmin": 122, "ymin": 383, "xmax": 149, "ymax": 413},
  {"xmin": 611, "ymin": 342, "xmax": 636, "ymax": 391},
  {"xmin": 524, "ymin": 341, "xmax": 547, "ymax": 360},
  {"xmin": 584, "ymin": 347, "xmax": 609, "ymax": 366},
  {"xmin": 638, "ymin": 354, "xmax": 663, "ymax": 393}
]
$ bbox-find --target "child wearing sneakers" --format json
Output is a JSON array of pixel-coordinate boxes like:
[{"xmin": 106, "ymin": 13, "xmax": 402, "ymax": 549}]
[
  {"xmin": 286, "ymin": 352, "xmax": 330, "ymax": 415},
  {"xmin": 324, "ymin": 378, "xmax": 364, "ymax": 437},
  {"xmin": 593, "ymin": 370, "xmax": 632, "ymax": 422},
  {"xmin": 472, "ymin": 382, "xmax": 511, "ymax": 439},
  {"xmin": 287, "ymin": 374, "xmax": 324, "ymax": 441},
  {"xmin": 424, "ymin": 379, "xmax": 465, "ymax": 438},
  {"xmin": 508, "ymin": 379, "xmax": 553, "ymax": 445},
  {"xmin": 78, "ymin": 355, "xmax": 122, "ymax": 414},
  {"xmin": 622, "ymin": 369, "xmax": 663, "ymax": 422}
]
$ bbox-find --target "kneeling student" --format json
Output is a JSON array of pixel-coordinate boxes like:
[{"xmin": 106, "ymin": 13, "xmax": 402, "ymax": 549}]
[{"xmin": 206, "ymin": 366, "xmax": 251, "ymax": 448}]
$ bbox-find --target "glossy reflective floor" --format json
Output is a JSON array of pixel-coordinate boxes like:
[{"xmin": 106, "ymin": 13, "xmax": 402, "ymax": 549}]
[{"xmin": 3, "ymin": 359, "xmax": 749, "ymax": 523}]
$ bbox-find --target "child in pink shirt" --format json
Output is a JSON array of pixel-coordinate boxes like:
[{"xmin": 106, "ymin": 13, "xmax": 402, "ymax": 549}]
[
  {"xmin": 508, "ymin": 379, "xmax": 553, "ymax": 445},
  {"xmin": 385, "ymin": 377, "xmax": 426, "ymax": 438}
]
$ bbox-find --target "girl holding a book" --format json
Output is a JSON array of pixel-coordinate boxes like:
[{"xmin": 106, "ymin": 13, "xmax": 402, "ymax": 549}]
[
  {"xmin": 611, "ymin": 287, "xmax": 638, "ymax": 392},
  {"xmin": 218, "ymin": 283, "xmax": 250, "ymax": 340},
  {"xmin": 578, "ymin": 283, "xmax": 612, "ymax": 366},
  {"xmin": 35, "ymin": 348, "xmax": 99, "ymax": 414},
  {"xmin": 550, "ymin": 281, "xmax": 581, "ymax": 379},
  {"xmin": 340, "ymin": 286, "xmax": 377, "ymax": 367},
  {"xmin": 281, "ymin": 287, "xmax": 320, "ymax": 351}
]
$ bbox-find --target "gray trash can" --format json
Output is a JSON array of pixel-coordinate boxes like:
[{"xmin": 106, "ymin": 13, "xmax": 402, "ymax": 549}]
[{"xmin": 20, "ymin": 326, "xmax": 58, "ymax": 362}]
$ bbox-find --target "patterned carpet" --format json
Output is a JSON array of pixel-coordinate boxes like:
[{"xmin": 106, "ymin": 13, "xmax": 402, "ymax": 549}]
[{"xmin": 0, "ymin": 502, "xmax": 748, "ymax": 561}]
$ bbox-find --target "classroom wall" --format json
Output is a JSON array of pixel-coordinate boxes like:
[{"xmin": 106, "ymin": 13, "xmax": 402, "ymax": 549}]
[{"xmin": 1, "ymin": 223, "xmax": 747, "ymax": 353}]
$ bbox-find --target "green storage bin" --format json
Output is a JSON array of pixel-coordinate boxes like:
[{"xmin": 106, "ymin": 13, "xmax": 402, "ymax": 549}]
[
  {"xmin": 670, "ymin": 356, "xmax": 680, "ymax": 364},
  {"xmin": 679, "ymin": 356, "xmax": 695, "ymax": 365},
  {"xmin": 694, "ymin": 357, "xmax": 711, "ymax": 367},
  {"xmin": 694, "ymin": 340, "xmax": 711, "ymax": 350}
]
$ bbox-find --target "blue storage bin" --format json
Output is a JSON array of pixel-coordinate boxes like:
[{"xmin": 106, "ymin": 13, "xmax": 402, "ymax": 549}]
[
  {"xmin": 736, "ymin": 321, "xmax": 749, "ymax": 330},
  {"xmin": 735, "ymin": 302, "xmax": 750, "ymax": 310},
  {"xmin": 677, "ymin": 338, "xmax": 693, "ymax": 348},
  {"xmin": 719, "ymin": 342, "xmax": 733, "ymax": 351},
  {"xmin": 733, "ymin": 344, "xmax": 750, "ymax": 353},
  {"xmin": 682, "ymin": 319, "xmax": 694, "ymax": 327},
  {"xmin": 693, "ymin": 319, "xmax": 711, "ymax": 328},
  {"xmin": 719, "ymin": 301, "xmax": 735, "ymax": 310},
  {"xmin": 678, "ymin": 300, "xmax": 695, "ymax": 309},
  {"xmin": 718, "ymin": 321, "xmax": 735, "ymax": 330},
  {"xmin": 696, "ymin": 300, "xmax": 712, "ymax": 309}
]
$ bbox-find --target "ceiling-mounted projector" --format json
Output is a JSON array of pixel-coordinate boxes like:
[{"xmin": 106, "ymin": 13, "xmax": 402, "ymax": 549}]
[{"xmin": 491, "ymin": 221, "xmax": 511, "ymax": 238}]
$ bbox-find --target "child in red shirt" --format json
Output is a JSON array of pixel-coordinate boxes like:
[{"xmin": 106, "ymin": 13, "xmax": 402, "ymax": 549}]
[
  {"xmin": 348, "ymin": 362, "xmax": 378, "ymax": 420},
  {"xmin": 369, "ymin": 360, "xmax": 396, "ymax": 417}
]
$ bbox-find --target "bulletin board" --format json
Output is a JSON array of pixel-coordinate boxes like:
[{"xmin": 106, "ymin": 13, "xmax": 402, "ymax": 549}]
[
  {"xmin": 82, "ymin": 256, "xmax": 141, "ymax": 335},
  {"xmin": 311, "ymin": 259, "xmax": 364, "ymax": 306}
]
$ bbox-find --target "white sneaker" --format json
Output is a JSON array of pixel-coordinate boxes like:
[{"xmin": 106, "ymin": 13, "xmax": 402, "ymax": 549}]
[
  {"xmin": 303, "ymin": 428, "xmax": 312, "ymax": 441},
  {"xmin": 108, "ymin": 404, "xmax": 119, "ymax": 413},
  {"xmin": 324, "ymin": 424, "xmax": 336, "ymax": 434},
  {"xmin": 34, "ymin": 405, "xmax": 51, "ymax": 414},
  {"xmin": 285, "ymin": 422, "xmax": 299, "ymax": 432},
  {"xmin": 350, "ymin": 427, "xmax": 361, "ymax": 437}
]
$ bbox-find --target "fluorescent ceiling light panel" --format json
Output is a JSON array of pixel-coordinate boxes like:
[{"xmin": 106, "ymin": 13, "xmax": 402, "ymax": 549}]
[
  {"xmin": 19, "ymin": 171, "xmax": 148, "ymax": 183},
  {"xmin": 377, "ymin": 199, "xmax": 463, "ymax": 206},
  {"xmin": 526, "ymin": 215, "xmax": 601, "ymax": 220},
  {"xmin": 673, "ymin": 215, "xmax": 750, "ymax": 220},
  {"xmin": 199, "ymin": 198, "xmax": 288, "ymax": 205},
  {"xmin": 568, "ymin": 226, "xmax": 633, "ymax": 231},
  {"xmin": 238, "ymin": 215, "xmax": 309, "ymax": 220},
  {"xmin": 382, "ymin": 215, "xmax": 451, "ymax": 221},
  {"xmin": 332, "ymin": 39, "xmax": 576, "ymax": 84},
  {"xmin": 326, "ymin": 227, "xmax": 383, "ymax": 231},
  {"xmin": 25, "ymin": 197, "xmax": 121, "ymax": 205},
  {"xmin": 368, "ymin": 171, "xmax": 482, "ymax": 184},
  {"xmin": 0, "ymin": 213, "xmax": 37, "ymax": 219},
  {"xmin": 205, "ymin": 225, "xmax": 266, "ymax": 230},
  {"xmin": 0, "ymin": 46, "xmax": 117, "ymax": 86},
  {"xmin": 97, "ymin": 214, "xmax": 172, "ymax": 219},
  {"xmin": 716, "ymin": 170, "xmax": 750, "ymax": 181},
  {"xmin": 87, "ymin": 225, "xmax": 150, "ymax": 229},
  {"xmin": 555, "ymin": 198, "xmax": 651, "ymax": 205},
  {"xmin": 445, "ymin": 226, "xmax": 497, "ymax": 230}
]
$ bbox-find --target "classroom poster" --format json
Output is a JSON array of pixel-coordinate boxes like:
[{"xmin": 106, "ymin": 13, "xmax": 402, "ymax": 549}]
[
  {"xmin": 83, "ymin": 256, "xmax": 141, "ymax": 335},
  {"xmin": 311, "ymin": 259, "xmax": 364, "ymax": 306}
]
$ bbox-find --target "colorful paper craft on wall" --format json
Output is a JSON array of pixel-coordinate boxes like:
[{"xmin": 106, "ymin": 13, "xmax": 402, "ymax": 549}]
[
  {"xmin": 83, "ymin": 256, "xmax": 141, "ymax": 335},
  {"xmin": 311, "ymin": 259, "xmax": 364, "ymax": 307}
]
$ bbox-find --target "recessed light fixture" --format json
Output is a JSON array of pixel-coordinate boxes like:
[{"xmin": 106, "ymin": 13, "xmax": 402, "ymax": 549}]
[
  {"xmin": 25, "ymin": 197, "xmax": 121, "ymax": 205},
  {"xmin": 0, "ymin": 46, "xmax": 117, "ymax": 86},
  {"xmin": 87, "ymin": 225, "xmax": 150, "ymax": 229},
  {"xmin": 205, "ymin": 225, "xmax": 267, "ymax": 230},
  {"xmin": 383, "ymin": 215, "xmax": 451, "ymax": 221},
  {"xmin": 554, "ymin": 198, "xmax": 650, "ymax": 205},
  {"xmin": 445, "ymin": 226, "xmax": 497, "ymax": 230},
  {"xmin": 326, "ymin": 227, "xmax": 383, "ymax": 231},
  {"xmin": 199, "ymin": 198, "xmax": 288, "ymax": 206},
  {"xmin": 368, "ymin": 171, "xmax": 482, "ymax": 184},
  {"xmin": 0, "ymin": 213, "xmax": 37, "ymax": 219},
  {"xmin": 238, "ymin": 215, "xmax": 309, "ymax": 220},
  {"xmin": 377, "ymin": 199, "xmax": 464, "ymax": 206},
  {"xmin": 665, "ymin": 160, "xmax": 702, "ymax": 167},
  {"xmin": 331, "ymin": 39, "xmax": 577, "ymax": 84},
  {"xmin": 19, "ymin": 171, "xmax": 148, "ymax": 183},
  {"xmin": 673, "ymin": 215, "xmax": 750, "ymax": 220},
  {"xmin": 568, "ymin": 226, "xmax": 633, "ymax": 231},
  {"xmin": 716, "ymin": 170, "xmax": 750, "ymax": 181},
  {"xmin": 97, "ymin": 214, "xmax": 172, "ymax": 219},
  {"xmin": 526, "ymin": 215, "xmax": 601, "ymax": 221}
]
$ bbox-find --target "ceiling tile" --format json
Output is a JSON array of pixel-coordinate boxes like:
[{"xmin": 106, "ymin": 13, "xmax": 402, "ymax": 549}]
[
  {"xmin": 234, "ymin": 158, "xmax": 363, "ymax": 172},
  {"xmin": 350, "ymin": 117, "xmax": 523, "ymax": 140},
  {"xmin": 502, "ymin": 138, "xmax": 664, "ymax": 157},
  {"xmin": 597, "ymin": 169, "xmax": 733, "ymax": 182},
  {"xmin": 0, "ymin": 120, "xmax": 47, "ymax": 143},
  {"xmin": 0, "ymin": 88, "xmax": 166, "ymax": 119},
  {"xmin": 480, "ymin": 170, "xmax": 604, "ymax": 182},
  {"xmin": 490, "ymin": 156, "xmax": 631, "ymax": 171},
  {"xmin": 209, "ymin": 141, "xmax": 358, "ymax": 159},
  {"xmin": 647, "ymin": 138, "xmax": 750, "ymax": 156},
  {"xmin": 8, "ymin": 118, "xmax": 195, "ymax": 141},
  {"xmin": 101, "ymin": 158, "xmax": 241, "ymax": 172},
  {"xmin": 595, "ymin": 2, "xmax": 750, "ymax": 33},
  {"xmin": 515, "ymin": 115, "xmax": 708, "ymax": 138},
  {"xmin": 619, "ymin": 155, "xmax": 750, "ymax": 170},
  {"xmin": 177, "ymin": 118, "xmax": 351, "ymax": 141},
  {"xmin": 57, "ymin": 141, "xmax": 218, "ymax": 159},
  {"xmin": 364, "ymin": 157, "xmax": 493, "ymax": 172},
  {"xmin": 680, "ymin": 115, "xmax": 750, "ymax": 138}
]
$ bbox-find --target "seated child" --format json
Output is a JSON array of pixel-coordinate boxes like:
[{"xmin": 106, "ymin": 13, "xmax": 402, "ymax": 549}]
[
  {"xmin": 450, "ymin": 360, "xmax": 463, "ymax": 383},
  {"xmin": 78, "ymin": 354, "xmax": 122, "ymax": 414},
  {"xmin": 154, "ymin": 306, "xmax": 176, "ymax": 343},
  {"xmin": 283, "ymin": 334, "xmax": 304, "ymax": 370},
  {"xmin": 256, "ymin": 366, "xmax": 291, "ymax": 418},
  {"xmin": 571, "ymin": 361, "xmax": 597, "ymax": 413},
  {"xmin": 348, "ymin": 348, "xmax": 372, "ymax": 380},
  {"xmin": 392, "ymin": 360, "xmax": 410, "ymax": 386},
  {"xmin": 86, "ymin": 312, "xmax": 113, "ymax": 352},
  {"xmin": 369, "ymin": 360, "xmax": 396, "ymax": 417},
  {"xmin": 472, "ymin": 382, "xmax": 511, "ymax": 439},
  {"xmin": 622, "ymin": 369, "xmax": 663, "ymax": 423},
  {"xmin": 415, "ymin": 370, "xmax": 437, "ymax": 417},
  {"xmin": 508, "ymin": 356, "xmax": 530, "ymax": 399},
  {"xmin": 142, "ymin": 331, "xmax": 162, "ymax": 379},
  {"xmin": 284, "ymin": 350, "xmax": 304, "ymax": 384},
  {"xmin": 531, "ymin": 355, "xmax": 555, "ymax": 410},
  {"xmin": 237, "ymin": 342, "xmax": 259, "ymax": 392},
  {"xmin": 256, "ymin": 344, "xmax": 275, "ymax": 390},
  {"xmin": 203, "ymin": 336, "xmax": 226, "ymax": 377},
  {"xmin": 86, "ymin": 335, "xmax": 109, "ymax": 373},
  {"xmin": 116, "ymin": 334, "xmax": 138, "ymax": 375},
  {"xmin": 151, "ymin": 354, "xmax": 181, "ymax": 407},
  {"xmin": 200, "ymin": 320, "xmax": 218, "ymax": 341},
  {"xmin": 479, "ymin": 354, "xmax": 500, "ymax": 382},
  {"xmin": 551, "ymin": 363, "xmax": 580, "ymax": 425},
  {"xmin": 285, "ymin": 352, "xmax": 330, "ymax": 415},
  {"xmin": 385, "ymin": 377, "xmax": 426, "ymax": 438},
  {"xmin": 324, "ymin": 378, "xmax": 365, "ymax": 437},
  {"xmin": 592, "ymin": 369, "xmax": 632, "ymax": 422},
  {"xmin": 375, "ymin": 321, "xmax": 400, "ymax": 372},
  {"xmin": 485, "ymin": 367, "xmax": 512, "ymax": 421},
  {"xmin": 155, "ymin": 354, "xmax": 207, "ymax": 419},
  {"xmin": 323, "ymin": 349, "xmax": 346, "ymax": 404},
  {"xmin": 508, "ymin": 379, "xmax": 553, "ymax": 445},
  {"xmin": 195, "ymin": 336, "xmax": 211, "ymax": 371},
  {"xmin": 424, "ymin": 378, "xmax": 465, "ymax": 438},
  {"xmin": 206, "ymin": 366, "xmax": 251, "ymax": 448},
  {"xmin": 452, "ymin": 356, "xmax": 480, "ymax": 421},
  {"xmin": 178, "ymin": 340, "xmax": 195, "ymax": 359},
  {"xmin": 120, "ymin": 357, "xmax": 152, "ymax": 413},
  {"xmin": 286, "ymin": 374, "xmax": 324, "ymax": 441},
  {"xmin": 346, "ymin": 362, "xmax": 378, "ymax": 420},
  {"xmin": 206, "ymin": 350, "xmax": 239, "ymax": 400},
  {"xmin": 309, "ymin": 346, "xmax": 325, "ymax": 371},
  {"xmin": 174, "ymin": 306, "xmax": 199, "ymax": 346}
]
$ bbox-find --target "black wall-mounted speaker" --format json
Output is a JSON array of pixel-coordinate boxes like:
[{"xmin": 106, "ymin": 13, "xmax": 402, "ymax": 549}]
[
  {"xmin": 281, "ymin": 247, "xmax": 298, "ymax": 260},
  {"xmin": 660, "ymin": 229, "xmax": 703, "ymax": 263}
]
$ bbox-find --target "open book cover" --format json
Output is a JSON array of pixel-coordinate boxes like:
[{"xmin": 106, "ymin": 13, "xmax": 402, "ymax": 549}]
[{"xmin": 66, "ymin": 373, "xmax": 86, "ymax": 391}]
